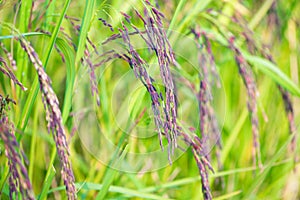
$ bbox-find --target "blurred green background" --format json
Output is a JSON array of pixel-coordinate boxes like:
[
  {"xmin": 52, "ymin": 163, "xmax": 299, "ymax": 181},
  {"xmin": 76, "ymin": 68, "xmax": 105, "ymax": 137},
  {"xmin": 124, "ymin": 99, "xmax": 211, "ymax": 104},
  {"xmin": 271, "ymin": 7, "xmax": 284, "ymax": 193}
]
[{"xmin": 0, "ymin": 0, "xmax": 300, "ymax": 199}]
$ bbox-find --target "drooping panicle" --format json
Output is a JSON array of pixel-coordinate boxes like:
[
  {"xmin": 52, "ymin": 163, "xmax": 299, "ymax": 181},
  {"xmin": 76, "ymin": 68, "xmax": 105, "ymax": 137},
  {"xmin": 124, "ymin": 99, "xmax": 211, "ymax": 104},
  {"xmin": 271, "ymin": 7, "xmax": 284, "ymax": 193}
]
[
  {"xmin": 95, "ymin": 3, "xmax": 215, "ymax": 199},
  {"xmin": 19, "ymin": 38, "xmax": 77, "ymax": 200},
  {"xmin": 137, "ymin": 2, "xmax": 179, "ymax": 160},
  {"xmin": 0, "ymin": 42, "xmax": 17, "ymax": 70},
  {"xmin": 0, "ymin": 43, "xmax": 27, "ymax": 91},
  {"xmin": 118, "ymin": 25, "xmax": 165, "ymax": 150},
  {"xmin": 228, "ymin": 36, "xmax": 262, "ymax": 168},
  {"xmin": 0, "ymin": 95, "xmax": 35, "ymax": 200},
  {"xmin": 180, "ymin": 129, "xmax": 213, "ymax": 200},
  {"xmin": 191, "ymin": 28, "xmax": 222, "ymax": 157},
  {"xmin": 65, "ymin": 15, "xmax": 101, "ymax": 107},
  {"xmin": 98, "ymin": 18, "xmax": 114, "ymax": 32}
]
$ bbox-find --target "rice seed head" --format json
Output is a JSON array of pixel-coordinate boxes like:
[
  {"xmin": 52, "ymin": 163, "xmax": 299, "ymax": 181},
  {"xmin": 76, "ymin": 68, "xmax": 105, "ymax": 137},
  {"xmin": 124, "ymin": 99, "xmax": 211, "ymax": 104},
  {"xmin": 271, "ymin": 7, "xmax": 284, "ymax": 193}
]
[
  {"xmin": 98, "ymin": 18, "xmax": 114, "ymax": 32},
  {"xmin": 190, "ymin": 28, "xmax": 222, "ymax": 167},
  {"xmin": 96, "ymin": 3, "xmax": 217, "ymax": 198},
  {"xmin": 0, "ymin": 42, "xmax": 17, "ymax": 70},
  {"xmin": 228, "ymin": 36, "xmax": 262, "ymax": 168},
  {"xmin": 0, "ymin": 96, "xmax": 35, "ymax": 200},
  {"xmin": 0, "ymin": 45, "xmax": 27, "ymax": 91},
  {"xmin": 65, "ymin": 17, "xmax": 100, "ymax": 107},
  {"xmin": 180, "ymin": 129, "xmax": 213, "ymax": 200},
  {"xmin": 19, "ymin": 38, "xmax": 77, "ymax": 199}
]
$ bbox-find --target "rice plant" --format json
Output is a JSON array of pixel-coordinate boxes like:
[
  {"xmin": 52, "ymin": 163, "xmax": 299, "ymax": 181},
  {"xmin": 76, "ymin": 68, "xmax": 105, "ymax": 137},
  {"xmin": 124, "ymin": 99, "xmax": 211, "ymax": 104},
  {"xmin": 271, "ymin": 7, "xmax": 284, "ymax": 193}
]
[{"xmin": 0, "ymin": 0, "xmax": 299, "ymax": 199}]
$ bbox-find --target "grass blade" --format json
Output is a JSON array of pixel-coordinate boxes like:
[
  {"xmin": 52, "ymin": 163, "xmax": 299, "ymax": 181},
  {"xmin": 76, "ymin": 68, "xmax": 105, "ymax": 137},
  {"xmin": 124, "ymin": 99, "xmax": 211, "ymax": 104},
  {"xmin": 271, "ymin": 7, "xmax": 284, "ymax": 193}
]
[
  {"xmin": 38, "ymin": 165, "xmax": 56, "ymax": 200},
  {"xmin": 56, "ymin": 38, "xmax": 75, "ymax": 123},
  {"xmin": 243, "ymin": 52, "xmax": 300, "ymax": 96},
  {"xmin": 167, "ymin": 0, "xmax": 187, "ymax": 36},
  {"xmin": 0, "ymin": 32, "xmax": 44, "ymax": 40},
  {"xmin": 18, "ymin": 0, "xmax": 71, "ymax": 131},
  {"xmin": 214, "ymin": 191, "xmax": 242, "ymax": 200},
  {"xmin": 49, "ymin": 182, "xmax": 173, "ymax": 200},
  {"xmin": 75, "ymin": 0, "xmax": 95, "ymax": 65},
  {"xmin": 95, "ymin": 141, "xmax": 128, "ymax": 200}
]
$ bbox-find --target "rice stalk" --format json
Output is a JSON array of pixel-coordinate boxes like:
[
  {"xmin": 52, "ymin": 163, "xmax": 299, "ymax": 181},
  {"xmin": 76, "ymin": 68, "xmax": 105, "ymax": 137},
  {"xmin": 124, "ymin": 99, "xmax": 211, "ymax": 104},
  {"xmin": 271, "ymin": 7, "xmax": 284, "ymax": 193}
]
[
  {"xmin": 95, "ymin": 2, "xmax": 215, "ymax": 199},
  {"xmin": 19, "ymin": 37, "xmax": 77, "ymax": 199},
  {"xmin": 0, "ymin": 95, "xmax": 35, "ymax": 200},
  {"xmin": 228, "ymin": 36, "xmax": 262, "ymax": 168}
]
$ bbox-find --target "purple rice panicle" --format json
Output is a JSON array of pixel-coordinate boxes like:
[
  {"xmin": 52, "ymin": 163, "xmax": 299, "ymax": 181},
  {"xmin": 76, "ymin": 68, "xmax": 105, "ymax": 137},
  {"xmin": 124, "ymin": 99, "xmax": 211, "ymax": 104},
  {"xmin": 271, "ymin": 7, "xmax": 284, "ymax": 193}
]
[
  {"xmin": 138, "ymin": 2, "xmax": 179, "ymax": 161},
  {"xmin": 97, "ymin": 1, "xmax": 179, "ymax": 162},
  {"xmin": 84, "ymin": 48, "xmax": 100, "ymax": 106},
  {"xmin": 19, "ymin": 38, "xmax": 77, "ymax": 199},
  {"xmin": 278, "ymin": 86, "xmax": 297, "ymax": 155},
  {"xmin": 97, "ymin": 3, "xmax": 214, "ymax": 198},
  {"xmin": 90, "ymin": 32, "xmax": 165, "ymax": 143},
  {"xmin": 0, "ymin": 95, "xmax": 35, "ymax": 200},
  {"xmin": 201, "ymin": 32, "xmax": 221, "ymax": 88},
  {"xmin": 84, "ymin": 49, "xmax": 100, "ymax": 106},
  {"xmin": 102, "ymin": 30, "xmax": 149, "ymax": 46},
  {"xmin": 0, "ymin": 50, "xmax": 27, "ymax": 91},
  {"xmin": 228, "ymin": 36, "xmax": 262, "ymax": 168},
  {"xmin": 65, "ymin": 16, "xmax": 101, "ymax": 106},
  {"xmin": 246, "ymin": 37, "xmax": 297, "ymax": 161},
  {"xmin": 213, "ymin": 8, "xmax": 297, "ymax": 166},
  {"xmin": 190, "ymin": 28, "xmax": 223, "ymax": 187},
  {"xmin": 96, "ymin": 18, "xmax": 170, "ymax": 160},
  {"xmin": 93, "ymin": 50, "xmax": 124, "ymax": 68},
  {"xmin": 0, "ymin": 42, "xmax": 17, "ymax": 70},
  {"xmin": 191, "ymin": 28, "xmax": 222, "ymax": 154},
  {"xmin": 180, "ymin": 130, "xmax": 213, "ymax": 200},
  {"xmin": 218, "ymin": 8, "xmax": 297, "ymax": 164},
  {"xmin": 234, "ymin": 12, "xmax": 298, "ymax": 162},
  {"xmin": 87, "ymin": 36, "xmax": 99, "ymax": 55},
  {"xmin": 118, "ymin": 24, "xmax": 166, "ymax": 150},
  {"xmin": 98, "ymin": 18, "xmax": 114, "ymax": 32}
]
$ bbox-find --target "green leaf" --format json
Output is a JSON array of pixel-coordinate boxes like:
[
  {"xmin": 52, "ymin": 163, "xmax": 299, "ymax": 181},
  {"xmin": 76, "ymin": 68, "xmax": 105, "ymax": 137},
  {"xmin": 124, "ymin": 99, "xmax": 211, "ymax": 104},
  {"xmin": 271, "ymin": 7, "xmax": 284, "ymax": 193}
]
[
  {"xmin": 0, "ymin": 32, "xmax": 44, "ymax": 40},
  {"xmin": 243, "ymin": 52, "xmax": 300, "ymax": 96},
  {"xmin": 18, "ymin": 0, "xmax": 71, "ymax": 131},
  {"xmin": 176, "ymin": 0, "xmax": 212, "ymax": 35},
  {"xmin": 167, "ymin": 0, "xmax": 187, "ymax": 36},
  {"xmin": 214, "ymin": 190, "xmax": 242, "ymax": 200},
  {"xmin": 48, "ymin": 182, "xmax": 173, "ymax": 200},
  {"xmin": 38, "ymin": 165, "xmax": 56, "ymax": 200},
  {"xmin": 56, "ymin": 38, "xmax": 76, "ymax": 123},
  {"xmin": 95, "ymin": 137, "xmax": 129, "ymax": 200},
  {"xmin": 75, "ymin": 0, "xmax": 95, "ymax": 65}
]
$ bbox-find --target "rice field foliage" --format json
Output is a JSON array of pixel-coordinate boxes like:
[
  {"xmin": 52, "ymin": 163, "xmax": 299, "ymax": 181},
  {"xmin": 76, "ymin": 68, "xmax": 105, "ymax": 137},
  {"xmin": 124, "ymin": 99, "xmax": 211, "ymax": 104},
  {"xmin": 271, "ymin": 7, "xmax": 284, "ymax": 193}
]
[{"xmin": 0, "ymin": 0, "xmax": 300, "ymax": 199}]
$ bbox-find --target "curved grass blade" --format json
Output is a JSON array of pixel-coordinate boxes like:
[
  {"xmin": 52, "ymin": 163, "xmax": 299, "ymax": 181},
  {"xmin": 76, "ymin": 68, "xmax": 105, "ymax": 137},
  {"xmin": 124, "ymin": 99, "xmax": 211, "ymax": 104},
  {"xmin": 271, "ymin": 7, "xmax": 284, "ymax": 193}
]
[
  {"xmin": 214, "ymin": 191, "xmax": 242, "ymax": 200},
  {"xmin": 75, "ymin": 0, "xmax": 95, "ymax": 65},
  {"xmin": 243, "ymin": 52, "xmax": 300, "ymax": 96},
  {"xmin": 176, "ymin": 0, "xmax": 212, "ymax": 35},
  {"xmin": 18, "ymin": 0, "xmax": 71, "ymax": 131},
  {"xmin": 38, "ymin": 165, "xmax": 56, "ymax": 200},
  {"xmin": 167, "ymin": 0, "xmax": 187, "ymax": 36},
  {"xmin": 56, "ymin": 38, "xmax": 75, "ymax": 123},
  {"xmin": 0, "ymin": 32, "xmax": 44, "ymax": 40},
  {"xmin": 49, "ymin": 182, "xmax": 173, "ymax": 200},
  {"xmin": 95, "ymin": 134, "xmax": 129, "ymax": 200}
]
